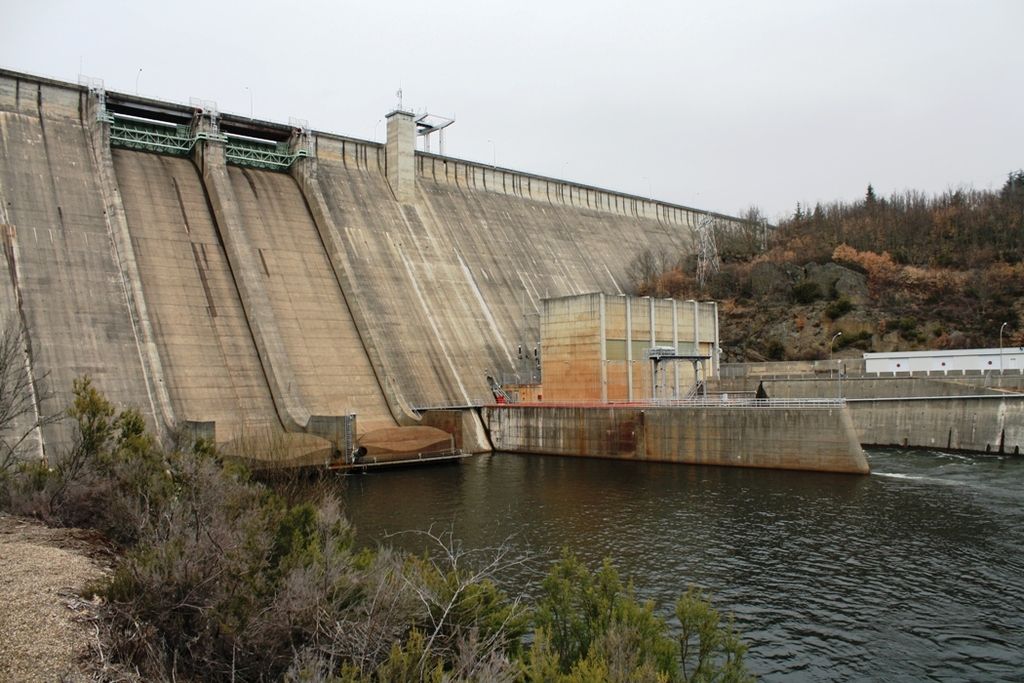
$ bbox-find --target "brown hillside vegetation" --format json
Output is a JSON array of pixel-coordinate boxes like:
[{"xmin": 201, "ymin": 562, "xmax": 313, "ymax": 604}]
[{"xmin": 628, "ymin": 173, "xmax": 1024, "ymax": 362}]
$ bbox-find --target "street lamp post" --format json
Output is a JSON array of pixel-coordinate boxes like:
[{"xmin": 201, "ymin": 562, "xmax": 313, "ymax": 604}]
[
  {"xmin": 829, "ymin": 332, "xmax": 843, "ymax": 378},
  {"xmin": 1000, "ymin": 322, "xmax": 1008, "ymax": 373}
]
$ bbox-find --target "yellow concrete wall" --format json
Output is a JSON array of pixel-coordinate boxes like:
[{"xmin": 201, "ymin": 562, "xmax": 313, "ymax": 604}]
[
  {"xmin": 541, "ymin": 294, "xmax": 717, "ymax": 401},
  {"xmin": 540, "ymin": 294, "xmax": 603, "ymax": 400}
]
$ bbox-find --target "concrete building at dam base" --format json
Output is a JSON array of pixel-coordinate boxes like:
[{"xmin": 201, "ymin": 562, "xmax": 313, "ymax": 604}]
[{"xmin": 0, "ymin": 68, "xmax": 873, "ymax": 474}]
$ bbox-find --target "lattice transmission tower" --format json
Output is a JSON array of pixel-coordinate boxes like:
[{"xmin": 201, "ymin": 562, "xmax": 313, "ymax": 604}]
[{"xmin": 695, "ymin": 214, "xmax": 721, "ymax": 291}]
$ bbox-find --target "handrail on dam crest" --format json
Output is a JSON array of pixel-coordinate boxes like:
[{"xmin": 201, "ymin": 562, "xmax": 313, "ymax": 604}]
[{"xmin": 414, "ymin": 397, "xmax": 846, "ymax": 411}]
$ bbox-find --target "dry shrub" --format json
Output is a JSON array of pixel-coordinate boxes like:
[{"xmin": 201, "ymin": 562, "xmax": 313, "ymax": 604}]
[
  {"xmin": 4, "ymin": 378, "xmax": 753, "ymax": 682},
  {"xmin": 655, "ymin": 267, "xmax": 695, "ymax": 298},
  {"xmin": 980, "ymin": 261, "xmax": 1024, "ymax": 298},
  {"xmin": 832, "ymin": 244, "xmax": 901, "ymax": 294},
  {"xmin": 899, "ymin": 265, "xmax": 967, "ymax": 297}
]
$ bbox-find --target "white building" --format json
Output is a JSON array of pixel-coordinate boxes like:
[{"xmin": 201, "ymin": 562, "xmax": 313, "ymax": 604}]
[{"xmin": 863, "ymin": 347, "xmax": 1023, "ymax": 374}]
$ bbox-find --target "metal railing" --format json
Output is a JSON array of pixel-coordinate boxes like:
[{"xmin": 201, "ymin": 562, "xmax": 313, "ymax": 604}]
[
  {"xmin": 110, "ymin": 117, "xmax": 199, "ymax": 156},
  {"xmin": 224, "ymin": 135, "xmax": 309, "ymax": 171},
  {"xmin": 108, "ymin": 113, "xmax": 309, "ymax": 171},
  {"xmin": 718, "ymin": 366, "xmax": 1024, "ymax": 381},
  {"xmin": 330, "ymin": 447, "xmax": 470, "ymax": 470},
  {"xmin": 845, "ymin": 393, "xmax": 1024, "ymax": 402},
  {"xmin": 636, "ymin": 397, "xmax": 844, "ymax": 409},
  {"xmin": 415, "ymin": 397, "xmax": 845, "ymax": 410}
]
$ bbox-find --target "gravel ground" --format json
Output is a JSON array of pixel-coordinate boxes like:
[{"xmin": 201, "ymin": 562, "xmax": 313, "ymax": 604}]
[{"xmin": 0, "ymin": 514, "xmax": 111, "ymax": 682}]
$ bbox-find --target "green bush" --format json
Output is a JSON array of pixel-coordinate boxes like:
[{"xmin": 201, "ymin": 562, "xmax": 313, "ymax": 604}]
[
  {"xmin": 836, "ymin": 330, "xmax": 873, "ymax": 350},
  {"xmin": 897, "ymin": 316, "xmax": 918, "ymax": 333},
  {"xmin": 824, "ymin": 297, "xmax": 854, "ymax": 320},
  {"xmin": 791, "ymin": 281, "xmax": 821, "ymax": 304},
  {"xmin": 882, "ymin": 316, "xmax": 923, "ymax": 342},
  {"xmin": 528, "ymin": 550, "xmax": 752, "ymax": 682},
  {"xmin": 765, "ymin": 339, "xmax": 786, "ymax": 361}
]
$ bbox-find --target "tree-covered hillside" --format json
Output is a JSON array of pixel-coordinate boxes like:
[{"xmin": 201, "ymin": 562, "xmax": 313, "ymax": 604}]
[{"xmin": 628, "ymin": 173, "xmax": 1024, "ymax": 362}]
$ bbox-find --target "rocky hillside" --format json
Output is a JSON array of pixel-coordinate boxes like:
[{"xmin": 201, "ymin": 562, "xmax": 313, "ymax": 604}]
[{"xmin": 628, "ymin": 173, "xmax": 1024, "ymax": 362}]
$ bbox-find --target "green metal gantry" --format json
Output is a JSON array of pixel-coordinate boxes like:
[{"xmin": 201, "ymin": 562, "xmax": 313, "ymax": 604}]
[
  {"xmin": 109, "ymin": 116, "xmax": 201, "ymax": 156},
  {"xmin": 224, "ymin": 136, "xmax": 309, "ymax": 171},
  {"xmin": 108, "ymin": 114, "xmax": 308, "ymax": 171}
]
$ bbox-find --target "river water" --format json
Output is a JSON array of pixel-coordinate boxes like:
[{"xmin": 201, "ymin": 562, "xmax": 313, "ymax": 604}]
[{"xmin": 340, "ymin": 450, "xmax": 1024, "ymax": 681}]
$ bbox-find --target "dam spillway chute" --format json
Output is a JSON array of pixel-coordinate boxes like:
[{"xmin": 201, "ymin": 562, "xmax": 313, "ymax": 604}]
[{"xmin": 99, "ymin": 88, "xmax": 310, "ymax": 171}]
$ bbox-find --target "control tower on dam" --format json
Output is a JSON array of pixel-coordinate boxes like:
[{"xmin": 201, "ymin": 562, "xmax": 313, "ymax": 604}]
[{"xmin": 0, "ymin": 68, "xmax": 743, "ymax": 462}]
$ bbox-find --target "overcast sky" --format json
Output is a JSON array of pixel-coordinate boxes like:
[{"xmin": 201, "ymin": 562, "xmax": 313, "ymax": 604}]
[{"xmin": 2, "ymin": 0, "xmax": 1021, "ymax": 219}]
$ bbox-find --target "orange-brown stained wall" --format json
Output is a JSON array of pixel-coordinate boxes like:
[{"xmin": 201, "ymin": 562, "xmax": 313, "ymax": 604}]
[
  {"xmin": 483, "ymin": 404, "xmax": 870, "ymax": 474},
  {"xmin": 541, "ymin": 294, "xmax": 719, "ymax": 402},
  {"xmin": 540, "ymin": 294, "xmax": 604, "ymax": 400},
  {"xmin": 504, "ymin": 383, "xmax": 543, "ymax": 403}
]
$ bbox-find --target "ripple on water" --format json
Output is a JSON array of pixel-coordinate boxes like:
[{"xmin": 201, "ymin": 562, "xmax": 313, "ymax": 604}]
[{"xmin": 339, "ymin": 450, "xmax": 1024, "ymax": 681}]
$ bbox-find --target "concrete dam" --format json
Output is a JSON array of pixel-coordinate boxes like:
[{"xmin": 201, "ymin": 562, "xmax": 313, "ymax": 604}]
[{"xmin": 0, "ymin": 68, "xmax": 740, "ymax": 463}]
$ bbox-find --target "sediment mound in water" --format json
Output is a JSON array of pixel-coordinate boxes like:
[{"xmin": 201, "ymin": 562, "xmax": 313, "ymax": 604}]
[{"xmin": 357, "ymin": 426, "xmax": 454, "ymax": 460}]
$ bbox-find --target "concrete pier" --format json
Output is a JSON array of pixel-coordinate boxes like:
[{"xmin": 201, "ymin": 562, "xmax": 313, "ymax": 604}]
[
  {"xmin": 483, "ymin": 403, "xmax": 869, "ymax": 474},
  {"xmin": 194, "ymin": 134, "xmax": 314, "ymax": 434}
]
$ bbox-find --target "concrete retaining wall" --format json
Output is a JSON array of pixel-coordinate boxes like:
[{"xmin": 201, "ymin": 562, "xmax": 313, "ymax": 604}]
[
  {"xmin": 482, "ymin": 405, "xmax": 868, "ymax": 474},
  {"xmin": 713, "ymin": 372, "xmax": 1024, "ymax": 453},
  {"xmin": 848, "ymin": 397, "xmax": 1023, "ymax": 453}
]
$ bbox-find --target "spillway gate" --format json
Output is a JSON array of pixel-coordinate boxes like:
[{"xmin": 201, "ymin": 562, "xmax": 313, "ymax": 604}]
[{"xmin": 90, "ymin": 83, "xmax": 310, "ymax": 171}]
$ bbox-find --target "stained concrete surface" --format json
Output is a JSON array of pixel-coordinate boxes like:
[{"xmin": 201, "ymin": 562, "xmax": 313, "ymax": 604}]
[
  {"xmin": 483, "ymin": 404, "xmax": 869, "ymax": 474},
  {"xmin": 312, "ymin": 144, "xmax": 695, "ymax": 410},
  {"xmin": 713, "ymin": 373, "xmax": 1024, "ymax": 453},
  {"xmin": 0, "ymin": 70, "xmax": 734, "ymax": 460},
  {"xmin": 112, "ymin": 150, "xmax": 281, "ymax": 442},
  {"xmin": 227, "ymin": 165, "xmax": 394, "ymax": 432},
  {"xmin": 0, "ymin": 88, "xmax": 154, "ymax": 456}
]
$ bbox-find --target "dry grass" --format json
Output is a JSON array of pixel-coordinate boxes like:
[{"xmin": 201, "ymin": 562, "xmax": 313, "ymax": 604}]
[{"xmin": 0, "ymin": 513, "xmax": 111, "ymax": 682}]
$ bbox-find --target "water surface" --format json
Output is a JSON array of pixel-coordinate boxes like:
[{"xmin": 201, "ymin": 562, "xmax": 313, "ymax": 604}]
[{"xmin": 340, "ymin": 450, "xmax": 1024, "ymax": 681}]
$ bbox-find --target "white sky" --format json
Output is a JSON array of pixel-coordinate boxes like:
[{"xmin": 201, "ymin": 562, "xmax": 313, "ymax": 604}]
[{"xmin": 2, "ymin": 0, "xmax": 1021, "ymax": 219}]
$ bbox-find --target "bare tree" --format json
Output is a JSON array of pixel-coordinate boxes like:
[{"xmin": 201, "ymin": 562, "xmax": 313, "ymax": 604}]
[
  {"xmin": 626, "ymin": 248, "xmax": 685, "ymax": 296},
  {"xmin": 385, "ymin": 524, "xmax": 534, "ymax": 680},
  {"xmin": 715, "ymin": 206, "xmax": 770, "ymax": 262},
  {"xmin": 695, "ymin": 215, "xmax": 721, "ymax": 291},
  {"xmin": 0, "ymin": 318, "xmax": 58, "ymax": 473}
]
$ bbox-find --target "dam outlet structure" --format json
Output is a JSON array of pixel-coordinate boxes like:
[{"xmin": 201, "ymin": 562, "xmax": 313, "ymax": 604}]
[
  {"xmin": 0, "ymin": 68, "xmax": 862, "ymax": 472},
  {"xmin": 465, "ymin": 293, "xmax": 868, "ymax": 474}
]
